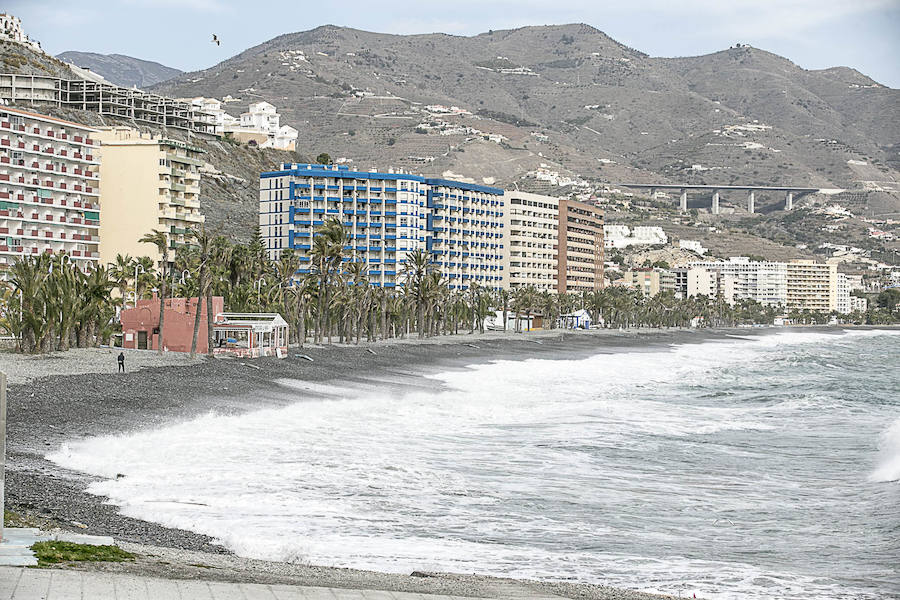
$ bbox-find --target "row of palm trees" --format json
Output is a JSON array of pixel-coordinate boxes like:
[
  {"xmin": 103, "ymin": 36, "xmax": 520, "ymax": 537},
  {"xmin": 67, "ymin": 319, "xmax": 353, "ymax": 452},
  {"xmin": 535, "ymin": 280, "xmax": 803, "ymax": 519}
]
[
  {"xmin": 1, "ymin": 253, "xmax": 116, "ymax": 353},
  {"xmin": 2, "ymin": 218, "xmax": 893, "ymax": 354}
]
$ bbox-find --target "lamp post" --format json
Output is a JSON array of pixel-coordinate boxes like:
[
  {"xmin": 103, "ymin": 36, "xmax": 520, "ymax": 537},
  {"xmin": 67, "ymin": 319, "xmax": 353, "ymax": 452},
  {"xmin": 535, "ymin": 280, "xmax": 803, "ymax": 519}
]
[
  {"xmin": 134, "ymin": 263, "xmax": 146, "ymax": 307},
  {"xmin": 256, "ymin": 277, "xmax": 265, "ymax": 307}
]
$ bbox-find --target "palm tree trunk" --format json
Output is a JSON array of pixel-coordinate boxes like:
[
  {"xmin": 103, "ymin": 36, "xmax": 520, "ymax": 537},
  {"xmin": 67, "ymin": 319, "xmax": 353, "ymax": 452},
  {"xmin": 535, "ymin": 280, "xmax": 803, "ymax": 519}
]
[
  {"xmin": 206, "ymin": 289, "xmax": 214, "ymax": 357},
  {"xmin": 158, "ymin": 262, "xmax": 167, "ymax": 354},
  {"xmin": 297, "ymin": 295, "xmax": 306, "ymax": 348},
  {"xmin": 189, "ymin": 275, "xmax": 205, "ymax": 358},
  {"xmin": 380, "ymin": 295, "xmax": 388, "ymax": 340}
]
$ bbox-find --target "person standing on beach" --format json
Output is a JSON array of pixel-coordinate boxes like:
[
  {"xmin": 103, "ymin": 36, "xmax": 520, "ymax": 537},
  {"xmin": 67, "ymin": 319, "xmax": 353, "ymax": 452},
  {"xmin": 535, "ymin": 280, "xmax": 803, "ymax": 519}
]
[{"xmin": 117, "ymin": 352, "xmax": 125, "ymax": 373}]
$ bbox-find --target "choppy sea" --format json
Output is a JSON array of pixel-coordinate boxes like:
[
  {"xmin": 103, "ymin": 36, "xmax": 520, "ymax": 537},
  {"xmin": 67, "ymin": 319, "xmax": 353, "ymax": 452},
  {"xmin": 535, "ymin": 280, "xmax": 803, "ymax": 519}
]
[{"xmin": 49, "ymin": 329, "xmax": 900, "ymax": 599}]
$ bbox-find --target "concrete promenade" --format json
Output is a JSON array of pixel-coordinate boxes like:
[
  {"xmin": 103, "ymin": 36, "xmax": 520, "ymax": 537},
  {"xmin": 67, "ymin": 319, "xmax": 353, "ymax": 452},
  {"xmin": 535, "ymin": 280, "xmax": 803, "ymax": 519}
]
[{"xmin": 0, "ymin": 567, "xmax": 561, "ymax": 600}]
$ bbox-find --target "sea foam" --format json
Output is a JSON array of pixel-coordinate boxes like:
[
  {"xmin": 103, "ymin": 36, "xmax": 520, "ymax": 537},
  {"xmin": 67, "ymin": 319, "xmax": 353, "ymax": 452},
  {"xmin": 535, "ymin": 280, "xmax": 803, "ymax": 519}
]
[{"xmin": 869, "ymin": 417, "xmax": 900, "ymax": 483}]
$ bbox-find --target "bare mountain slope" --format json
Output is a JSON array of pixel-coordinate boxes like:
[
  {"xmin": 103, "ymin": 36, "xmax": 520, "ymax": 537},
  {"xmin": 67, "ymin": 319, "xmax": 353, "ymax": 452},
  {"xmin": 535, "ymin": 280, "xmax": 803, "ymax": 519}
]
[
  {"xmin": 57, "ymin": 51, "xmax": 182, "ymax": 88},
  {"xmin": 149, "ymin": 24, "xmax": 898, "ymax": 196}
]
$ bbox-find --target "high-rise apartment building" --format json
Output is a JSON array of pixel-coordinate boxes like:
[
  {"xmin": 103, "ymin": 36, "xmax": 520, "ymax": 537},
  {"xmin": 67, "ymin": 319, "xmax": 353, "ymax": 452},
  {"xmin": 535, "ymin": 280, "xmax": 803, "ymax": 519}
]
[
  {"xmin": 688, "ymin": 257, "xmax": 845, "ymax": 312},
  {"xmin": 622, "ymin": 268, "xmax": 676, "ymax": 297},
  {"xmin": 503, "ymin": 191, "xmax": 559, "ymax": 292},
  {"xmin": 96, "ymin": 127, "xmax": 204, "ymax": 268},
  {"xmin": 557, "ymin": 198, "xmax": 604, "ymax": 293},
  {"xmin": 786, "ymin": 260, "xmax": 838, "ymax": 312},
  {"xmin": 671, "ymin": 267, "xmax": 719, "ymax": 299},
  {"xmin": 502, "ymin": 191, "xmax": 605, "ymax": 294},
  {"xmin": 260, "ymin": 163, "xmax": 505, "ymax": 290},
  {"xmin": 690, "ymin": 257, "xmax": 788, "ymax": 306},
  {"xmin": 0, "ymin": 105, "xmax": 100, "ymax": 276}
]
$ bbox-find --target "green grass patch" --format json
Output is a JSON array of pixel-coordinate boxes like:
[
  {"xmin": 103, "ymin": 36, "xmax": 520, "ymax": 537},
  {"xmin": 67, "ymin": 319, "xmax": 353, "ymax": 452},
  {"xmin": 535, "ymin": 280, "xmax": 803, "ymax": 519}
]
[
  {"xmin": 30, "ymin": 541, "xmax": 136, "ymax": 567},
  {"xmin": 4, "ymin": 509, "xmax": 39, "ymax": 528}
]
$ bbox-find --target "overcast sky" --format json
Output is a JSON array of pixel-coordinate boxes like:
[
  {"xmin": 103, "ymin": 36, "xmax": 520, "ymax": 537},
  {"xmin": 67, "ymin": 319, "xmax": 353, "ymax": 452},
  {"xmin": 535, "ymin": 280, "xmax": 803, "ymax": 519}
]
[{"xmin": 9, "ymin": 0, "xmax": 900, "ymax": 87}]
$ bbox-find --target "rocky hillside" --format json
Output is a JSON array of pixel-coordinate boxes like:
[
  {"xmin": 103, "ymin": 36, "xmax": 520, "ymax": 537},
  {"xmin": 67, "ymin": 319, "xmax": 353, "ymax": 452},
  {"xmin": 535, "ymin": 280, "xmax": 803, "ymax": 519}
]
[
  {"xmin": 57, "ymin": 51, "xmax": 182, "ymax": 88},
  {"xmin": 3, "ymin": 28, "xmax": 897, "ymax": 262},
  {"xmin": 149, "ymin": 25, "xmax": 898, "ymax": 198}
]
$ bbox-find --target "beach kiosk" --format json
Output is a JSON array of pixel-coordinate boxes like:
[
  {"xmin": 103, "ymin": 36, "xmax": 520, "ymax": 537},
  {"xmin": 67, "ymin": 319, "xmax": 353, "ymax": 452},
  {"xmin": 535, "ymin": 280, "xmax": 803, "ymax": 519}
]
[
  {"xmin": 213, "ymin": 313, "xmax": 289, "ymax": 358},
  {"xmin": 559, "ymin": 309, "xmax": 593, "ymax": 329}
]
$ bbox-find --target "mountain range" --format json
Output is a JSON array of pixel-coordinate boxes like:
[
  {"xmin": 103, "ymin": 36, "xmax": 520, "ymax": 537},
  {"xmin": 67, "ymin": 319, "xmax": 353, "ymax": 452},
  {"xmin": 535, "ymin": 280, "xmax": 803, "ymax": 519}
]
[
  {"xmin": 3, "ymin": 24, "xmax": 898, "ymax": 256},
  {"xmin": 147, "ymin": 23, "xmax": 899, "ymax": 210},
  {"xmin": 56, "ymin": 51, "xmax": 182, "ymax": 88}
]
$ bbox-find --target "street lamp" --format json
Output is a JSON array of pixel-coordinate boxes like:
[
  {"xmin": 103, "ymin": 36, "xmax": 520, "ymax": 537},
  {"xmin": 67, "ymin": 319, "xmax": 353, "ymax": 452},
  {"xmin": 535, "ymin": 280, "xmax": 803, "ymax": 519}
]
[
  {"xmin": 256, "ymin": 277, "xmax": 265, "ymax": 306},
  {"xmin": 134, "ymin": 263, "xmax": 146, "ymax": 307}
]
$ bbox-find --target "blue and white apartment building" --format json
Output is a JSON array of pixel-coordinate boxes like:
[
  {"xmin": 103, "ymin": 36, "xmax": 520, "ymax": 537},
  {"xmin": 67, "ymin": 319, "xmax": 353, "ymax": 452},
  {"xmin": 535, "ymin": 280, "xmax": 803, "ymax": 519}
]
[{"xmin": 259, "ymin": 163, "xmax": 505, "ymax": 290}]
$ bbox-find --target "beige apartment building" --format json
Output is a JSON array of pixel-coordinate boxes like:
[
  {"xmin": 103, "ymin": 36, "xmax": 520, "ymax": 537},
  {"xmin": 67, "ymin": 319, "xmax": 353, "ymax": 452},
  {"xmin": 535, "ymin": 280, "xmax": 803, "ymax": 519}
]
[
  {"xmin": 504, "ymin": 191, "xmax": 559, "ymax": 291},
  {"xmin": 97, "ymin": 127, "xmax": 204, "ymax": 268},
  {"xmin": 501, "ymin": 192, "xmax": 605, "ymax": 293},
  {"xmin": 786, "ymin": 259, "xmax": 838, "ymax": 312},
  {"xmin": 0, "ymin": 105, "xmax": 100, "ymax": 277},
  {"xmin": 622, "ymin": 268, "xmax": 676, "ymax": 297},
  {"xmin": 557, "ymin": 198, "xmax": 604, "ymax": 293}
]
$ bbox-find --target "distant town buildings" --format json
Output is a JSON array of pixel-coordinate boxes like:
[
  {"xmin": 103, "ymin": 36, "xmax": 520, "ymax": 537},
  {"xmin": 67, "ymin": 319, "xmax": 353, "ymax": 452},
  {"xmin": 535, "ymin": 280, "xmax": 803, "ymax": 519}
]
[
  {"xmin": 678, "ymin": 239, "xmax": 708, "ymax": 255},
  {"xmin": 623, "ymin": 256, "xmax": 857, "ymax": 315},
  {"xmin": 690, "ymin": 257, "xmax": 788, "ymax": 306},
  {"xmin": 0, "ymin": 13, "xmax": 40, "ymax": 50},
  {"xmin": 604, "ymin": 225, "xmax": 668, "ymax": 249},
  {"xmin": 504, "ymin": 191, "xmax": 559, "ymax": 292},
  {"xmin": 786, "ymin": 260, "xmax": 838, "ymax": 313},
  {"xmin": 671, "ymin": 267, "xmax": 721, "ymax": 298},
  {"xmin": 1, "ymin": 74, "xmax": 219, "ymax": 136},
  {"xmin": 96, "ymin": 127, "xmax": 205, "ymax": 270},
  {"xmin": 0, "ymin": 105, "xmax": 101, "ymax": 277},
  {"xmin": 622, "ymin": 268, "xmax": 675, "ymax": 297}
]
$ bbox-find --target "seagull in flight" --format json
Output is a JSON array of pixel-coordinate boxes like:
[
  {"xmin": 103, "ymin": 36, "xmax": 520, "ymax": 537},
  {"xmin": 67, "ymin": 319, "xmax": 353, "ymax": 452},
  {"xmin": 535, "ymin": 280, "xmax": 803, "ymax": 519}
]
[{"xmin": 212, "ymin": 34, "xmax": 220, "ymax": 46}]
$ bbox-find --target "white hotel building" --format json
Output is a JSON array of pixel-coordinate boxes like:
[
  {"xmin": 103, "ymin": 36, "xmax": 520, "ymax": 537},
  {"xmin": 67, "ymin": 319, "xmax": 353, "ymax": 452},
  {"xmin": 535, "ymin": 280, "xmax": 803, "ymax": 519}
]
[
  {"xmin": 0, "ymin": 105, "xmax": 100, "ymax": 276},
  {"xmin": 690, "ymin": 257, "xmax": 788, "ymax": 306}
]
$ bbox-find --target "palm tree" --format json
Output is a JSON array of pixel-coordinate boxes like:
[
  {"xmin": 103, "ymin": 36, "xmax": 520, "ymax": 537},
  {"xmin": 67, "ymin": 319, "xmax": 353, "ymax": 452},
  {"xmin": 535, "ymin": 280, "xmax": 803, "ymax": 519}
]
[
  {"xmin": 109, "ymin": 254, "xmax": 133, "ymax": 299},
  {"xmin": 206, "ymin": 235, "xmax": 232, "ymax": 355},
  {"xmin": 402, "ymin": 249, "xmax": 432, "ymax": 339},
  {"xmin": 310, "ymin": 218, "xmax": 347, "ymax": 343},
  {"xmin": 74, "ymin": 265, "xmax": 116, "ymax": 347},
  {"xmin": 9, "ymin": 254, "xmax": 51, "ymax": 353},
  {"xmin": 346, "ymin": 260, "xmax": 371, "ymax": 344},
  {"xmin": 188, "ymin": 226, "xmax": 213, "ymax": 358},
  {"xmin": 514, "ymin": 285, "xmax": 538, "ymax": 332},
  {"xmin": 139, "ymin": 230, "xmax": 170, "ymax": 354},
  {"xmin": 497, "ymin": 288, "xmax": 511, "ymax": 331}
]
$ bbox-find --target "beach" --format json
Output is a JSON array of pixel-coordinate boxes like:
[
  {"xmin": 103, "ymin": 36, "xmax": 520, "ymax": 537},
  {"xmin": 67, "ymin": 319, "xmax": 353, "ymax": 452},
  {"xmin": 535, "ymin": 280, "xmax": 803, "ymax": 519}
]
[{"xmin": 5, "ymin": 326, "xmax": 894, "ymax": 599}]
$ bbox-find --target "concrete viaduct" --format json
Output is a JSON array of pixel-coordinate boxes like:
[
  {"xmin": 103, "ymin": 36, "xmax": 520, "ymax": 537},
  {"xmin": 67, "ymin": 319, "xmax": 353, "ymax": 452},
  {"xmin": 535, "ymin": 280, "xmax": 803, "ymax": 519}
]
[{"xmin": 609, "ymin": 184, "xmax": 821, "ymax": 214}]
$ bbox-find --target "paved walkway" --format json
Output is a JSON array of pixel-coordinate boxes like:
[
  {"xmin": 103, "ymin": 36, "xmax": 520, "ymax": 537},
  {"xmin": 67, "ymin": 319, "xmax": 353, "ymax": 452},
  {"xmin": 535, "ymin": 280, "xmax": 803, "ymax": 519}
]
[{"xmin": 0, "ymin": 567, "xmax": 545, "ymax": 600}]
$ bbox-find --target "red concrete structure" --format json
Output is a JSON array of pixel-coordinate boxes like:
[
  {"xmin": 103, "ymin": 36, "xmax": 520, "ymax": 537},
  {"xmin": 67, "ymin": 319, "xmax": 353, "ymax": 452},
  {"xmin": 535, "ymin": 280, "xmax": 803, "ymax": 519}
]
[{"xmin": 120, "ymin": 295, "xmax": 224, "ymax": 353}]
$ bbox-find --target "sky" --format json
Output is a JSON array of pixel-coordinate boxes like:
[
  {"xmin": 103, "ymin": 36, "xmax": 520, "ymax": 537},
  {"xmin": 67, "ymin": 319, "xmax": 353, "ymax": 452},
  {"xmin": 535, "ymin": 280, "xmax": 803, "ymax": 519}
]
[{"xmin": 8, "ymin": 0, "xmax": 900, "ymax": 88}]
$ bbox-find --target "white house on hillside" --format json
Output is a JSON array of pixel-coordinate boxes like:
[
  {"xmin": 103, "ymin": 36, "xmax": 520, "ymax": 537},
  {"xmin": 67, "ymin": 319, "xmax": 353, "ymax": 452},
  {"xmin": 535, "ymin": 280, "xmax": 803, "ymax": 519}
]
[
  {"xmin": 241, "ymin": 101, "xmax": 280, "ymax": 133},
  {"xmin": 221, "ymin": 101, "xmax": 297, "ymax": 150}
]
